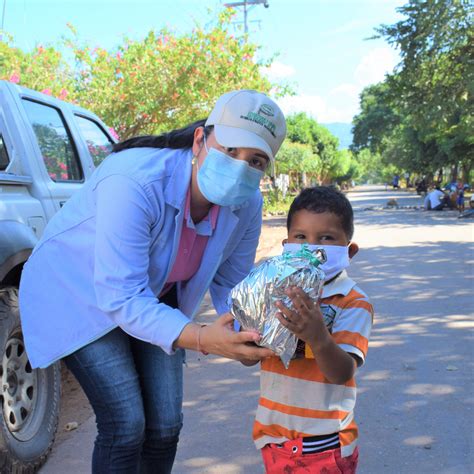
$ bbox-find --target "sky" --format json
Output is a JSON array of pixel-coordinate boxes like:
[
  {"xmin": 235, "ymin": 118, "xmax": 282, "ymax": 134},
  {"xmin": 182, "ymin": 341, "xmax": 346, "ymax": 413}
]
[{"xmin": 2, "ymin": 0, "xmax": 406, "ymax": 124}]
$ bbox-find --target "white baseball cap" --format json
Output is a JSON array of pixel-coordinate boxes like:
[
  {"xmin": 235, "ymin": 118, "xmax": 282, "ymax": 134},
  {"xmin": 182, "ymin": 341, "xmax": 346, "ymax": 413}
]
[{"xmin": 205, "ymin": 90, "xmax": 287, "ymax": 166}]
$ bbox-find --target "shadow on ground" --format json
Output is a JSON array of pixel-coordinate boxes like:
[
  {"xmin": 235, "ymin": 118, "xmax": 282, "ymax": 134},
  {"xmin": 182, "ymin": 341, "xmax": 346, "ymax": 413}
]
[{"xmin": 351, "ymin": 240, "xmax": 473, "ymax": 474}]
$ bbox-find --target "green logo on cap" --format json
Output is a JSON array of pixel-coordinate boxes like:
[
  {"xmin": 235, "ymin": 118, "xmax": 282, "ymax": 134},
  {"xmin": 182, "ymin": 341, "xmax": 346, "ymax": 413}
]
[
  {"xmin": 258, "ymin": 104, "xmax": 275, "ymax": 117},
  {"xmin": 240, "ymin": 107, "xmax": 277, "ymax": 137}
]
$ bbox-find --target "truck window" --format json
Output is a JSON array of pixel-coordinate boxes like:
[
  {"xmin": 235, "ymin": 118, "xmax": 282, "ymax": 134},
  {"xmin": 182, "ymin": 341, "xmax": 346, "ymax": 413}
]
[
  {"xmin": 22, "ymin": 99, "xmax": 83, "ymax": 182},
  {"xmin": 0, "ymin": 135, "xmax": 9, "ymax": 170},
  {"xmin": 75, "ymin": 115, "xmax": 114, "ymax": 166}
]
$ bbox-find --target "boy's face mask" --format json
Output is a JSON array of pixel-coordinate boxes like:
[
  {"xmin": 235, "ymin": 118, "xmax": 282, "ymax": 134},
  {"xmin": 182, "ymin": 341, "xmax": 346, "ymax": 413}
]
[{"xmin": 282, "ymin": 243, "xmax": 350, "ymax": 282}]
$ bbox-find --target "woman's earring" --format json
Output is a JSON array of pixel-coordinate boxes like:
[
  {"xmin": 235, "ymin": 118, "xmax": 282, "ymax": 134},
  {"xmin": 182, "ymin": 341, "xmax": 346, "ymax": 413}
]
[{"xmin": 192, "ymin": 156, "xmax": 197, "ymax": 166}]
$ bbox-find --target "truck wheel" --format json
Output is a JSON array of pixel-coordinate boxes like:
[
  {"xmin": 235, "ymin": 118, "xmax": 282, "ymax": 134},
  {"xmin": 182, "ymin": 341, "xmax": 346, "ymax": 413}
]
[{"xmin": 0, "ymin": 287, "xmax": 61, "ymax": 473}]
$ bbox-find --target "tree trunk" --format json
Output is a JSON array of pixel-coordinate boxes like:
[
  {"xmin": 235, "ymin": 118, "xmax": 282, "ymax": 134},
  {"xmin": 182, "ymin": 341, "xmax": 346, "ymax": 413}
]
[
  {"xmin": 436, "ymin": 168, "xmax": 443, "ymax": 184},
  {"xmin": 450, "ymin": 164, "xmax": 458, "ymax": 183},
  {"xmin": 461, "ymin": 162, "xmax": 472, "ymax": 185}
]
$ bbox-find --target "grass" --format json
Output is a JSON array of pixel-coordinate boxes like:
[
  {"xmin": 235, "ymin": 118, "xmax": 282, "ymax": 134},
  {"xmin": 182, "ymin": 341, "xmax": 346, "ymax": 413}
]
[{"xmin": 262, "ymin": 189, "xmax": 295, "ymax": 216}]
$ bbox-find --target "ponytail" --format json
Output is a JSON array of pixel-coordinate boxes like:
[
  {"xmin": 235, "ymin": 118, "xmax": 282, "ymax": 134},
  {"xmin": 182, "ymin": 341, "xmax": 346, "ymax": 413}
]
[{"xmin": 112, "ymin": 119, "xmax": 213, "ymax": 153}]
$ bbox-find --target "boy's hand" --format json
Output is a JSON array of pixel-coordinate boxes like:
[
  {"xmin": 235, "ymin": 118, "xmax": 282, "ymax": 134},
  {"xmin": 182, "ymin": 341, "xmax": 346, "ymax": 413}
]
[
  {"xmin": 275, "ymin": 287, "xmax": 329, "ymax": 347},
  {"xmin": 276, "ymin": 287, "xmax": 357, "ymax": 385}
]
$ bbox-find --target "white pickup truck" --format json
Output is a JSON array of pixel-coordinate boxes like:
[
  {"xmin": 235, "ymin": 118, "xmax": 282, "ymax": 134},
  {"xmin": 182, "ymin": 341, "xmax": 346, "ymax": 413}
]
[{"xmin": 0, "ymin": 80, "xmax": 115, "ymax": 472}]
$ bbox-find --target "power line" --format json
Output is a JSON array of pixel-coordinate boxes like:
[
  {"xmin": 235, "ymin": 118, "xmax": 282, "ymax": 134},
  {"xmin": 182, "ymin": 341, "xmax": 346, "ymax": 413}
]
[{"xmin": 223, "ymin": 0, "xmax": 269, "ymax": 37}]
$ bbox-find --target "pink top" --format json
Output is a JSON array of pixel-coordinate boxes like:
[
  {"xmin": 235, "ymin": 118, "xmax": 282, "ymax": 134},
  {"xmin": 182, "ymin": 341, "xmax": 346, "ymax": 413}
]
[{"xmin": 160, "ymin": 187, "xmax": 219, "ymax": 296}]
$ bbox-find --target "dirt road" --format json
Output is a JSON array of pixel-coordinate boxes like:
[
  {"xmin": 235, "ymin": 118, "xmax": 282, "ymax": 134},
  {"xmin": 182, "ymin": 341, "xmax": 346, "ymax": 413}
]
[{"xmin": 41, "ymin": 186, "xmax": 474, "ymax": 473}]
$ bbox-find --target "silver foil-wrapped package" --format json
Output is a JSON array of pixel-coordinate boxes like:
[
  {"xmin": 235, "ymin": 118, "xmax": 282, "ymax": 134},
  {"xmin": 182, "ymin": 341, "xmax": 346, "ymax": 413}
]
[{"xmin": 229, "ymin": 246, "xmax": 326, "ymax": 368}]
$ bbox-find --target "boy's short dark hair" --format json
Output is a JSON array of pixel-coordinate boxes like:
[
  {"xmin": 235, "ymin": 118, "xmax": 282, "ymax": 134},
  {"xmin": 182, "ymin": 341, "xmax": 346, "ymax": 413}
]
[{"xmin": 287, "ymin": 186, "xmax": 354, "ymax": 240}]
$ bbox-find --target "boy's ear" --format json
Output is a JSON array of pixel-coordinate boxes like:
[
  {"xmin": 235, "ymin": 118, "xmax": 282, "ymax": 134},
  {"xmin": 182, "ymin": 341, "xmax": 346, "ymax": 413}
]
[
  {"xmin": 282, "ymin": 238, "xmax": 288, "ymax": 246},
  {"xmin": 348, "ymin": 242, "xmax": 359, "ymax": 259}
]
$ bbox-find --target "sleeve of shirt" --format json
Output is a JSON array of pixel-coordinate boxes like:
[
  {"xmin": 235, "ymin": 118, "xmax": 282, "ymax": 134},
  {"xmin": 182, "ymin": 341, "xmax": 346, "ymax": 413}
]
[
  {"xmin": 93, "ymin": 174, "xmax": 190, "ymax": 354},
  {"xmin": 331, "ymin": 293, "xmax": 373, "ymax": 365},
  {"xmin": 209, "ymin": 195, "xmax": 263, "ymax": 315}
]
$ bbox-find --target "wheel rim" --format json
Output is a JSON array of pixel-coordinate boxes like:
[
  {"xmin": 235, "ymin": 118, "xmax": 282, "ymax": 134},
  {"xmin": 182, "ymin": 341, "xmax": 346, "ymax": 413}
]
[{"xmin": 1, "ymin": 335, "xmax": 38, "ymax": 433}]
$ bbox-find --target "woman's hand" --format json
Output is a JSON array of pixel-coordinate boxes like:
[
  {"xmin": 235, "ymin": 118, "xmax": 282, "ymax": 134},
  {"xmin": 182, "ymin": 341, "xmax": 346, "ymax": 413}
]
[{"xmin": 199, "ymin": 313, "xmax": 274, "ymax": 361}]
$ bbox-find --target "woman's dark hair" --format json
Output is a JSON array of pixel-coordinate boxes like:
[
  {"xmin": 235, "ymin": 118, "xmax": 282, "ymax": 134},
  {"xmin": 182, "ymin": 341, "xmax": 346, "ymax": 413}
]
[
  {"xmin": 287, "ymin": 186, "xmax": 354, "ymax": 240},
  {"xmin": 112, "ymin": 119, "xmax": 213, "ymax": 153}
]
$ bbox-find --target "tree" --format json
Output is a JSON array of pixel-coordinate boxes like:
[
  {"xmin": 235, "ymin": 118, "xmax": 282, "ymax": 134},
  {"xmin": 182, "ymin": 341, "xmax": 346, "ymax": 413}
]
[
  {"xmin": 351, "ymin": 82, "xmax": 400, "ymax": 154},
  {"xmin": 1, "ymin": 10, "xmax": 290, "ymax": 140},
  {"xmin": 0, "ymin": 34, "xmax": 74, "ymax": 99},
  {"xmin": 375, "ymin": 0, "xmax": 473, "ymax": 180},
  {"xmin": 286, "ymin": 113, "xmax": 340, "ymax": 183},
  {"xmin": 275, "ymin": 141, "xmax": 321, "ymax": 189}
]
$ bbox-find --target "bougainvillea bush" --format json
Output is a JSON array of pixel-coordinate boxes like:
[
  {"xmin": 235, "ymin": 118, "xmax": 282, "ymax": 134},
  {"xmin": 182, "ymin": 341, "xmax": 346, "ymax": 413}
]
[{"xmin": 1, "ymin": 10, "xmax": 290, "ymax": 140}]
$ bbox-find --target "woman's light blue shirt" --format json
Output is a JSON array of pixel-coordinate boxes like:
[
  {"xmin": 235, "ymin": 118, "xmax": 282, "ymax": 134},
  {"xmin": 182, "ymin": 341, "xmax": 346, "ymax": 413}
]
[{"xmin": 19, "ymin": 147, "xmax": 263, "ymax": 368}]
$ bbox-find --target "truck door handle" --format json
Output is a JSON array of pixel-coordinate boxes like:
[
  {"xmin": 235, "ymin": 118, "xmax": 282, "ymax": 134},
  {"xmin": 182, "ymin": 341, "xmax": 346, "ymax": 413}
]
[{"xmin": 59, "ymin": 201, "xmax": 66, "ymax": 207}]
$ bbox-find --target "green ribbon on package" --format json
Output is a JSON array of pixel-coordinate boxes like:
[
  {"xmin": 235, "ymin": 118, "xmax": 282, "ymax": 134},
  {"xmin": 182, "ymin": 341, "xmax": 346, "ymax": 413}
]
[{"xmin": 282, "ymin": 243, "xmax": 325, "ymax": 267}]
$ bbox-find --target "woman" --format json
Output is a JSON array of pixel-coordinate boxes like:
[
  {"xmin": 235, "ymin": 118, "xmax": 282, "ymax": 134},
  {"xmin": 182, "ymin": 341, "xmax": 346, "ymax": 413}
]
[{"xmin": 19, "ymin": 90, "xmax": 287, "ymax": 473}]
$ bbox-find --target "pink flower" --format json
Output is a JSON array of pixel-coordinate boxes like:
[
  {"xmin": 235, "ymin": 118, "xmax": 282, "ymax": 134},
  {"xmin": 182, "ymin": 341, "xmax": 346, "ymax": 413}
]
[
  {"xmin": 58, "ymin": 88, "xmax": 68, "ymax": 100},
  {"xmin": 48, "ymin": 172, "xmax": 57, "ymax": 180},
  {"xmin": 61, "ymin": 173, "xmax": 68, "ymax": 180},
  {"xmin": 59, "ymin": 162, "xmax": 67, "ymax": 171},
  {"xmin": 42, "ymin": 88, "xmax": 52, "ymax": 96},
  {"xmin": 108, "ymin": 127, "xmax": 120, "ymax": 141},
  {"xmin": 9, "ymin": 72, "xmax": 20, "ymax": 83}
]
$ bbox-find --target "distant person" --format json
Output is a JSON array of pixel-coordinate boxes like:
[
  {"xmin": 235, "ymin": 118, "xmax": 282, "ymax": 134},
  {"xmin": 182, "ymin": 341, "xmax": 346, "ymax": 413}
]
[
  {"xmin": 424, "ymin": 185, "xmax": 448, "ymax": 210},
  {"xmin": 416, "ymin": 177, "xmax": 428, "ymax": 195},
  {"xmin": 447, "ymin": 185, "xmax": 459, "ymax": 209},
  {"xmin": 404, "ymin": 171, "xmax": 410, "ymax": 187},
  {"xmin": 457, "ymin": 188, "xmax": 465, "ymax": 214},
  {"xmin": 241, "ymin": 186, "xmax": 373, "ymax": 473},
  {"xmin": 458, "ymin": 193, "xmax": 474, "ymax": 218},
  {"xmin": 447, "ymin": 180, "xmax": 457, "ymax": 193},
  {"xmin": 392, "ymin": 174, "xmax": 400, "ymax": 189}
]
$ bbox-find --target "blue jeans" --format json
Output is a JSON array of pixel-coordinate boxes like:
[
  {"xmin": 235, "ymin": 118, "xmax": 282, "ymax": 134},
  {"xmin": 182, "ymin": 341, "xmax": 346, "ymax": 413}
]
[{"xmin": 65, "ymin": 328, "xmax": 185, "ymax": 473}]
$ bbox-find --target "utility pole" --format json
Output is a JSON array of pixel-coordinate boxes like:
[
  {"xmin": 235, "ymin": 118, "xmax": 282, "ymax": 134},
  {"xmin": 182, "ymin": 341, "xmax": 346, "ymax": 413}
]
[
  {"xmin": 224, "ymin": 0, "xmax": 269, "ymax": 36},
  {"xmin": 0, "ymin": 0, "xmax": 6, "ymax": 42}
]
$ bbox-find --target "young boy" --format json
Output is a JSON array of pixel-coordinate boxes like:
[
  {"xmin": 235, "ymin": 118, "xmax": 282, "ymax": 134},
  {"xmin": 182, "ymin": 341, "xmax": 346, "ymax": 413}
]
[{"xmin": 247, "ymin": 186, "xmax": 373, "ymax": 473}]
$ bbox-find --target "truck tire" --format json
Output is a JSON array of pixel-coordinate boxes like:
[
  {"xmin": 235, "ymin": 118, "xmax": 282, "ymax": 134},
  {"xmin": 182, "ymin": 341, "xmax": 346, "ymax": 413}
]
[{"xmin": 0, "ymin": 287, "xmax": 61, "ymax": 473}]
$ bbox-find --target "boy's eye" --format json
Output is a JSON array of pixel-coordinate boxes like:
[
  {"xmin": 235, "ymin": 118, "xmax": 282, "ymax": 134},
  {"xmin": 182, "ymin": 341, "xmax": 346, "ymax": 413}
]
[
  {"xmin": 320, "ymin": 235, "xmax": 335, "ymax": 241},
  {"xmin": 294, "ymin": 234, "xmax": 306, "ymax": 240}
]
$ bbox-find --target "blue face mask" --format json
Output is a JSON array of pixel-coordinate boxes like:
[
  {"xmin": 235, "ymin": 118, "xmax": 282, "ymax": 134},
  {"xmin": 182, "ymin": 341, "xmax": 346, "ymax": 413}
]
[{"xmin": 197, "ymin": 140, "xmax": 264, "ymax": 207}]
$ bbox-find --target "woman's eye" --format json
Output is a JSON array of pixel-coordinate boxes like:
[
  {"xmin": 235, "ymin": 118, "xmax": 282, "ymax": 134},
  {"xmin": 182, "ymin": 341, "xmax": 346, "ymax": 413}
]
[
  {"xmin": 226, "ymin": 147, "xmax": 237, "ymax": 155},
  {"xmin": 250, "ymin": 158, "xmax": 264, "ymax": 169}
]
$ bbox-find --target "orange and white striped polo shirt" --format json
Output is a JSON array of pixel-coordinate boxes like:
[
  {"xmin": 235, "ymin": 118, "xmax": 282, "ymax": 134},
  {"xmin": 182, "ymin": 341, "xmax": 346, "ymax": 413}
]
[{"xmin": 253, "ymin": 271, "xmax": 373, "ymax": 457}]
